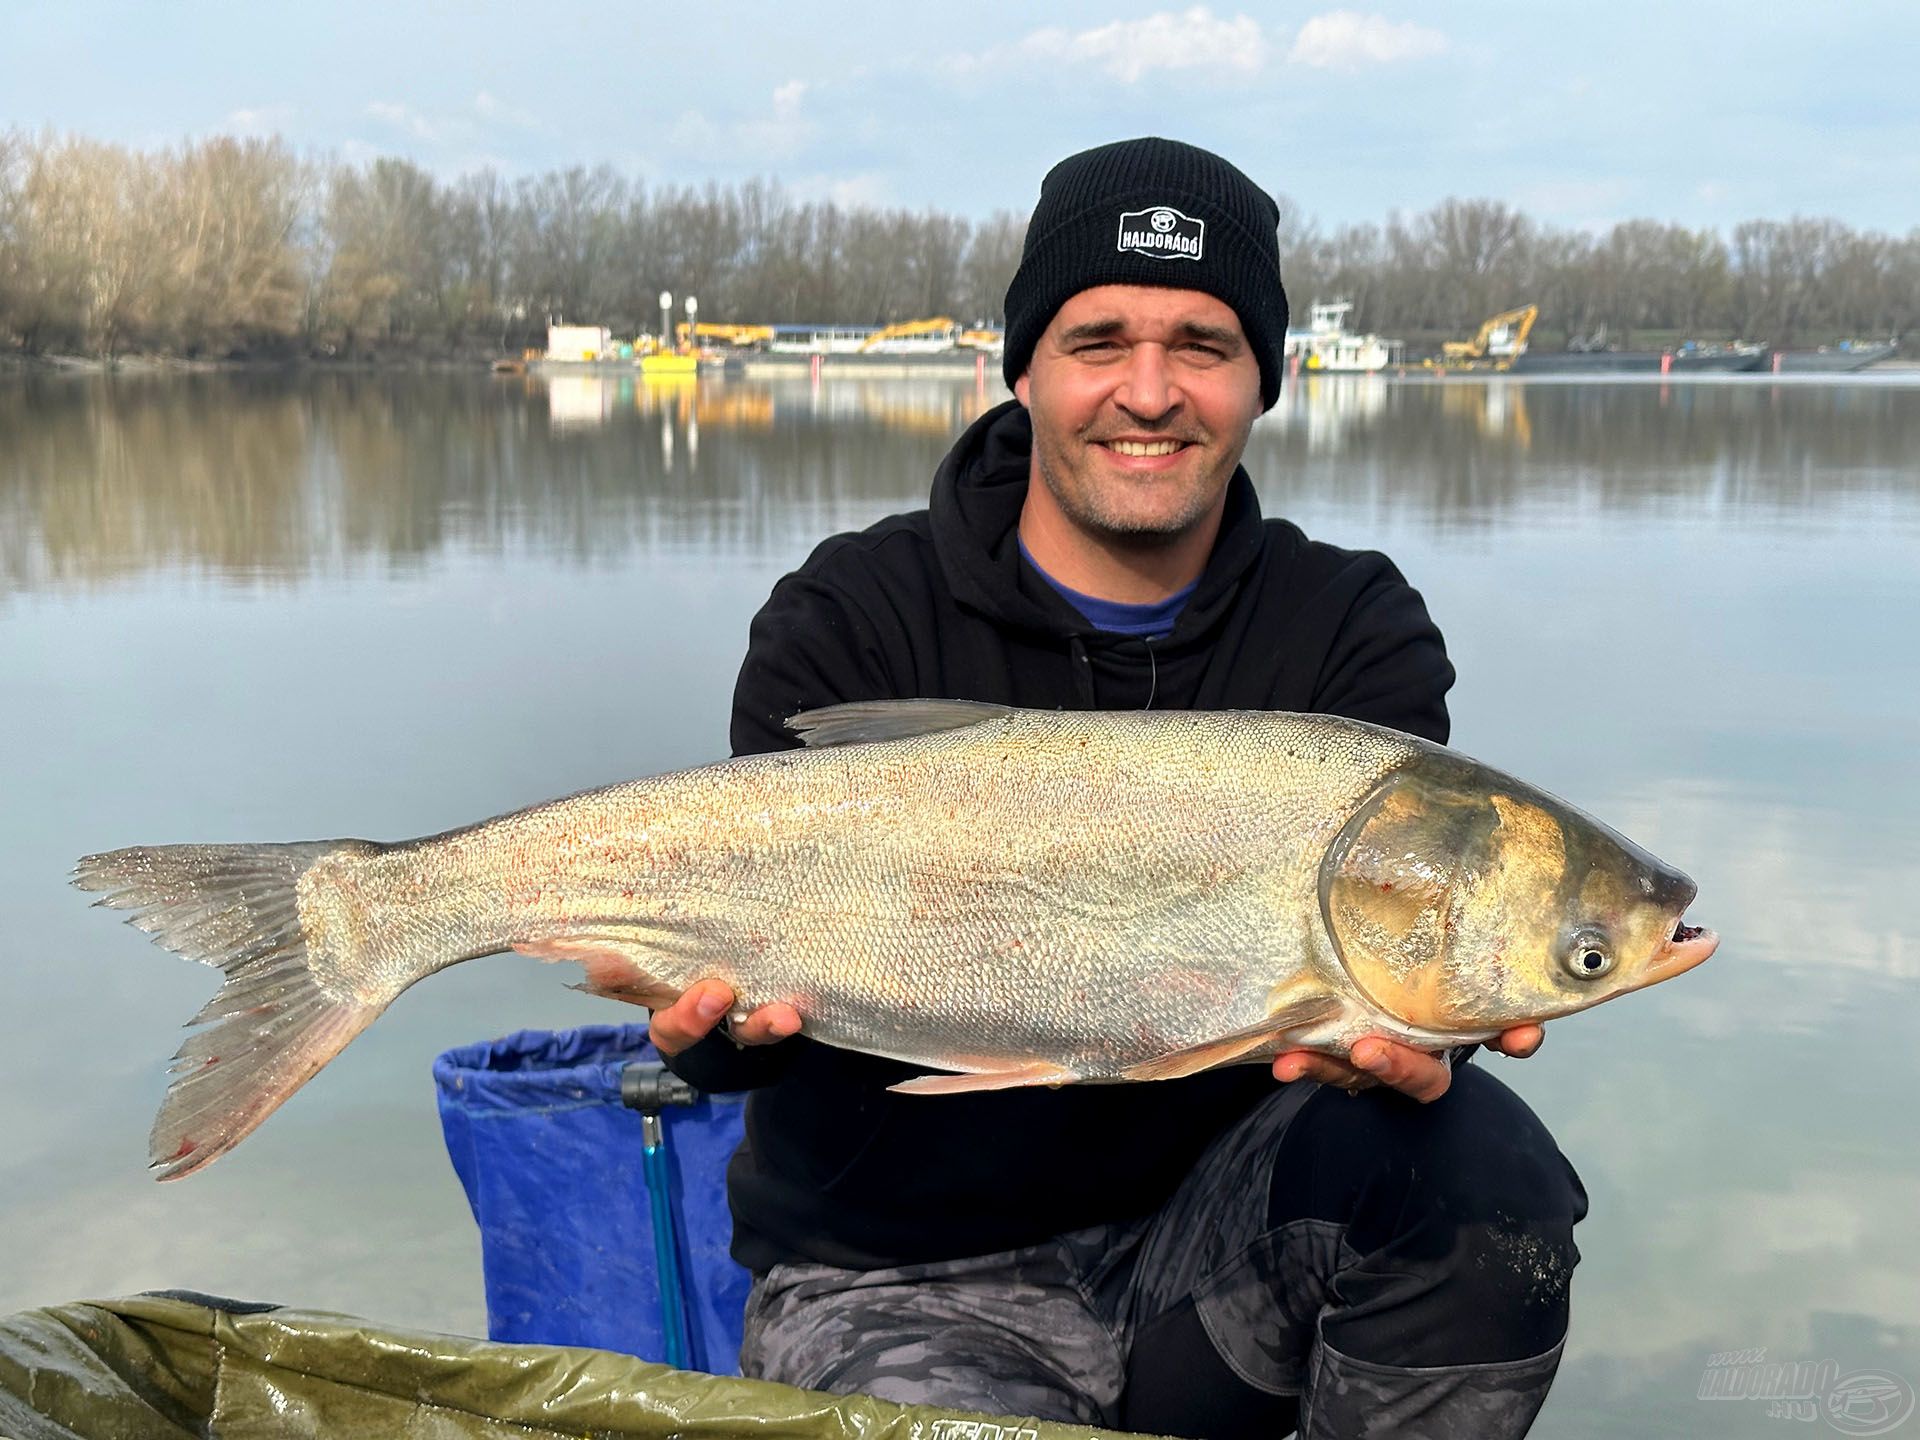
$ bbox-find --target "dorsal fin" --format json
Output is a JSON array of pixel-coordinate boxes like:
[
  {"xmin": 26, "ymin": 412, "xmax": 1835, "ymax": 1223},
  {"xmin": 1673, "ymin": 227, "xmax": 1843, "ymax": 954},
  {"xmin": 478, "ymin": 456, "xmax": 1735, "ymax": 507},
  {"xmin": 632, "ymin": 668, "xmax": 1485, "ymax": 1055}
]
[{"xmin": 786, "ymin": 699, "xmax": 1014, "ymax": 748}]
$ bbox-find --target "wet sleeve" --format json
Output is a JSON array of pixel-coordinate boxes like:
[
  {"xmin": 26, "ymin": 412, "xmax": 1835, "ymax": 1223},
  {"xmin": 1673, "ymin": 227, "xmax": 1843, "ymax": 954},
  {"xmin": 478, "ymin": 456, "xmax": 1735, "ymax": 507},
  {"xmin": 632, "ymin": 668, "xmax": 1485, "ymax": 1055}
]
[
  {"xmin": 662, "ymin": 557, "xmax": 898, "ymax": 1094},
  {"xmin": 1311, "ymin": 557, "xmax": 1456, "ymax": 746}
]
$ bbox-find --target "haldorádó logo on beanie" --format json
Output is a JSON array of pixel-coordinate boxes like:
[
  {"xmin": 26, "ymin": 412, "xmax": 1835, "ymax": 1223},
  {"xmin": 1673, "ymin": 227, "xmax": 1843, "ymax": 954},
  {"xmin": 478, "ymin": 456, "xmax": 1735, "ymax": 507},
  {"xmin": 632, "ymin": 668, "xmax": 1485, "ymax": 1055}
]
[{"xmin": 1002, "ymin": 137, "xmax": 1290, "ymax": 410}]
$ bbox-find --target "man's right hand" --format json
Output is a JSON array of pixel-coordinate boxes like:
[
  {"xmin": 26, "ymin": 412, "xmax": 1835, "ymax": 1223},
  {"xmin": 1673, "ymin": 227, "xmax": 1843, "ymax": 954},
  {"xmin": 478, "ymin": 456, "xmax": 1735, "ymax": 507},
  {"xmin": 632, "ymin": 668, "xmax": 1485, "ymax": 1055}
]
[{"xmin": 649, "ymin": 978, "xmax": 803, "ymax": 1057}]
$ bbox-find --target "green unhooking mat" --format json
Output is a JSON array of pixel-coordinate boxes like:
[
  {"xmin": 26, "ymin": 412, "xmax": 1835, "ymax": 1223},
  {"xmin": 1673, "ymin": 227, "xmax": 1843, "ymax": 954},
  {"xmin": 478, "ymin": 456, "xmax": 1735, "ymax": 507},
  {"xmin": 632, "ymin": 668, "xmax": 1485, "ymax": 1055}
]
[{"xmin": 0, "ymin": 1292, "xmax": 1156, "ymax": 1439}]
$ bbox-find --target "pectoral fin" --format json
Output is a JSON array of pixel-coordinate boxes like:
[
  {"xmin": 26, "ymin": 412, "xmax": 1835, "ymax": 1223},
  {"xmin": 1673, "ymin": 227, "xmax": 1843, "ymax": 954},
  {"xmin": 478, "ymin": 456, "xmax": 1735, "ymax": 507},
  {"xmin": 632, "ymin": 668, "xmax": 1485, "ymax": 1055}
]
[
  {"xmin": 1120, "ymin": 992, "xmax": 1343, "ymax": 1082},
  {"xmin": 888, "ymin": 1060, "xmax": 1081, "ymax": 1095}
]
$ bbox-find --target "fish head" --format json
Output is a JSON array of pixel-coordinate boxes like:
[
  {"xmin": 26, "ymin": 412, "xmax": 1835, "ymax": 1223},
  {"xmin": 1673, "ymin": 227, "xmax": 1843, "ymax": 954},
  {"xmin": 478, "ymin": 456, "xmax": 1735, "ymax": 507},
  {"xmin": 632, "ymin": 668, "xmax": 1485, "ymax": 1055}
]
[{"xmin": 1318, "ymin": 752, "xmax": 1717, "ymax": 1035}]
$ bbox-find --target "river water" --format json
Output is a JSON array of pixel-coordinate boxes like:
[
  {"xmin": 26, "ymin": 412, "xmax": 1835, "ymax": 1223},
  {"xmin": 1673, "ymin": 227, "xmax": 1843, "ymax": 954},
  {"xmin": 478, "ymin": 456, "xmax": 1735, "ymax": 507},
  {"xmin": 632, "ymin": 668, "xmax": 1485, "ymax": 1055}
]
[{"xmin": 2, "ymin": 368, "xmax": 1916, "ymax": 1436}]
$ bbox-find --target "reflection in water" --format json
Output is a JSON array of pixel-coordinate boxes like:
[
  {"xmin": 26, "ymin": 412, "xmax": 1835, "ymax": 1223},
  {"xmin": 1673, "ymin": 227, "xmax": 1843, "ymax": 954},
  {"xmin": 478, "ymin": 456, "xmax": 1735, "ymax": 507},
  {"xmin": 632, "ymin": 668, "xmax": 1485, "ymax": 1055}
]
[
  {"xmin": 545, "ymin": 374, "xmax": 618, "ymax": 430},
  {"xmin": 3, "ymin": 373, "xmax": 1918, "ymax": 594},
  {"xmin": 1253, "ymin": 378, "xmax": 1920, "ymax": 528},
  {"xmin": 0, "ymin": 375, "xmax": 314, "ymax": 590},
  {"xmin": 0, "ymin": 373, "xmax": 1018, "ymax": 591},
  {"xmin": 1267, "ymin": 373, "xmax": 1394, "ymax": 452}
]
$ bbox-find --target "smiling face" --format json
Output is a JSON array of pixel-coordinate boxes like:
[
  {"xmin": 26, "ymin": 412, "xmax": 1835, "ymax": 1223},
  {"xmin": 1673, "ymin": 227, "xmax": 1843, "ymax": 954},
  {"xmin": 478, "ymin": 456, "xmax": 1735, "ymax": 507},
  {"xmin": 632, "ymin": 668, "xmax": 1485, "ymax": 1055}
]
[{"xmin": 1013, "ymin": 285, "xmax": 1264, "ymax": 551}]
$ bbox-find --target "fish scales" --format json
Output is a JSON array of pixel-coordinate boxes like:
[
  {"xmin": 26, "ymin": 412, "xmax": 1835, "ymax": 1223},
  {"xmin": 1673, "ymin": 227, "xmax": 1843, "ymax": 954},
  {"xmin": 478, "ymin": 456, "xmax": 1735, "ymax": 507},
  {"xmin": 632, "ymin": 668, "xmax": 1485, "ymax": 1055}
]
[{"xmin": 341, "ymin": 709, "xmax": 1414, "ymax": 1072}]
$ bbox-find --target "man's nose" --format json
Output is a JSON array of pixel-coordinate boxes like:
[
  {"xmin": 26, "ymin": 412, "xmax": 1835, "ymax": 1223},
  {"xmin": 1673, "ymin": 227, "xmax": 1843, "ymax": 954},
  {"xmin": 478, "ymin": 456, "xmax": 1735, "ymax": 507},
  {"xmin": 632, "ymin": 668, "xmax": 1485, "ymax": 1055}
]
[{"xmin": 1116, "ymin": 344, "xmax": 1181, "ymax": 419}]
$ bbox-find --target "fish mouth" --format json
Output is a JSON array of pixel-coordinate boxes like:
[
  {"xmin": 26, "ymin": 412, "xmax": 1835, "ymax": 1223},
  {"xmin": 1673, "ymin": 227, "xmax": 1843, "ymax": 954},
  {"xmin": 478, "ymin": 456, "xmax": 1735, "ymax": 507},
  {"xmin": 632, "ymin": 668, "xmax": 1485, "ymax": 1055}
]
[{"xmin": 1646, "ymin": 917, "xmax": 1718, "ymax": 982}]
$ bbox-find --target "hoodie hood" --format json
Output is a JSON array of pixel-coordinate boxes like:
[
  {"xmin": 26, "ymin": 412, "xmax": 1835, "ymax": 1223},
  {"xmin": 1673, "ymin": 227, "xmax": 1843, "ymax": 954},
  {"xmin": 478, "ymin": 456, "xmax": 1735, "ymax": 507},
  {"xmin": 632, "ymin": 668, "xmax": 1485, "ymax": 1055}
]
[{"xmin": 929, "ymin": 399, "xmax": 1268, "ymax": 649}]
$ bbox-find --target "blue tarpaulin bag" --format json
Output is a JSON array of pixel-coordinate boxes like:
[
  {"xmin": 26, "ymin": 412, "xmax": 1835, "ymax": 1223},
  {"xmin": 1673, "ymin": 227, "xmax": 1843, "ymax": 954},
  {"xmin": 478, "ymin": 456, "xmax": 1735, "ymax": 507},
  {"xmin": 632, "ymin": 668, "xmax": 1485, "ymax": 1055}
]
[{"xmin": 432, "ymin": 1024, "xmax": 750, "ymax": 1373}]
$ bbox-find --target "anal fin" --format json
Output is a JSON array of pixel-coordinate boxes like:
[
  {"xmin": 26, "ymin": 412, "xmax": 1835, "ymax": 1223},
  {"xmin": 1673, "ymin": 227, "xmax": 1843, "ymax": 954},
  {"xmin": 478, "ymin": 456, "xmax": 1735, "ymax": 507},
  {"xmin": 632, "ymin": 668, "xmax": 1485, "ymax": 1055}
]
[
  {"xmin": 1121, "ymin": 992, "xmax": 1343, "ymax": 1082},
  {"xmin": 888, "ymin": 1060, "xmax": 1080, "ymax": 1095}
]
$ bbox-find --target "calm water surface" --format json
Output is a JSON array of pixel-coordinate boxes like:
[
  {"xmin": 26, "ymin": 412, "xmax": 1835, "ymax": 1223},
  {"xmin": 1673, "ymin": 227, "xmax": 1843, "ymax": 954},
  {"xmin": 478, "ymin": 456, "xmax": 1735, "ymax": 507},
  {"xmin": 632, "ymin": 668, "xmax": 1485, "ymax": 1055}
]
[{"xmin": 3, "ymin": 370, "xmax": 1916, "ymax": 1437}]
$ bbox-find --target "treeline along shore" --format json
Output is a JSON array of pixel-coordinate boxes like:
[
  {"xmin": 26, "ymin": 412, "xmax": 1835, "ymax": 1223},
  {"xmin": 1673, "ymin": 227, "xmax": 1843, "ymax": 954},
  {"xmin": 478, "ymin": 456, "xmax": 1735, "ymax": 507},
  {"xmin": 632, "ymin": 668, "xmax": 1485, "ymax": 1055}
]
[{"xmin": 2, "ymin": 131, "xmax": 1916, "ymax": 363}]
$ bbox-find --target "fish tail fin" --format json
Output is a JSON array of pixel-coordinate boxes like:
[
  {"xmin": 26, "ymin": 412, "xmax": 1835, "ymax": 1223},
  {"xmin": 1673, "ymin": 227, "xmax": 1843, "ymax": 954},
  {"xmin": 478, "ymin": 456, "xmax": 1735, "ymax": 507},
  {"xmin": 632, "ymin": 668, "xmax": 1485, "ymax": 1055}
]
[{"xmin": 74, "ymin": 840, "xmax": 387, "ymax": 1181}]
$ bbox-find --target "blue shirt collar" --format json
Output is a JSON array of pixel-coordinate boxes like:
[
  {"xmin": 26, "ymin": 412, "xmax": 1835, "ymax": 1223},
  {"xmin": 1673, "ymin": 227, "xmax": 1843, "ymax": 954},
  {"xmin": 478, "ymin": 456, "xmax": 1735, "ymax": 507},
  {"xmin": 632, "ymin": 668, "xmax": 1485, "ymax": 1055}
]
[{"xmin": 1017, "ymin": 536, "xmax": 1197, "ymax": 640}]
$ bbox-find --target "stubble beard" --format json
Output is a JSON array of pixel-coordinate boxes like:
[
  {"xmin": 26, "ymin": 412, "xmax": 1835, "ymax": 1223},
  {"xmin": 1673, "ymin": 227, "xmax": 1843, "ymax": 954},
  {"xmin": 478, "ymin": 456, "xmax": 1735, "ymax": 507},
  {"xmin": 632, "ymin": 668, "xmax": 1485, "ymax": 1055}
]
[{"xmin": 1032, "ymin": 425, "xmax": 1235, "ymax": 550}]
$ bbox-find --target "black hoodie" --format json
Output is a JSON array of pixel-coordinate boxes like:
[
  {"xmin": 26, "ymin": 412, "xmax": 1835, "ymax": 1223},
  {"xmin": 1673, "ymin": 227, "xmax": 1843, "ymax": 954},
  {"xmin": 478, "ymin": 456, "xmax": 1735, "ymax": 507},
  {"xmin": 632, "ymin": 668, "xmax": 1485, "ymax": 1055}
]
[{"xmin": 669, "ymin": 399, "xmax": 1455, "ymax": 1274}]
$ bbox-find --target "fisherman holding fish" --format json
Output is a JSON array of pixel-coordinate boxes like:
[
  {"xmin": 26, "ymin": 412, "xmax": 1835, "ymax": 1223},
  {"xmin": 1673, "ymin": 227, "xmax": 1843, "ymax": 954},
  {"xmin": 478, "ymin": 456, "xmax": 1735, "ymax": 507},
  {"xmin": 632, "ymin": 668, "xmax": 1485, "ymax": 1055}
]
[
  {"xmin": 647, "ymin": 139, "xmax": 1586, "ymax": 1438},
  {"xmin": 78, "ymin": 136, "xmax": 1715, "ymax": 1440}
]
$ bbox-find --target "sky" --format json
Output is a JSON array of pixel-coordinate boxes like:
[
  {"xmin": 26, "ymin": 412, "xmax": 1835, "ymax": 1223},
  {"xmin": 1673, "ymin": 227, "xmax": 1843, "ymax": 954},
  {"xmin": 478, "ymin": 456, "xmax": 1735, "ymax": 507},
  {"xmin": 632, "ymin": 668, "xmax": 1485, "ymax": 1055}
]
[{"xmin": 3, "ymin": 1, "xmax": 1916, "ymax": 235}]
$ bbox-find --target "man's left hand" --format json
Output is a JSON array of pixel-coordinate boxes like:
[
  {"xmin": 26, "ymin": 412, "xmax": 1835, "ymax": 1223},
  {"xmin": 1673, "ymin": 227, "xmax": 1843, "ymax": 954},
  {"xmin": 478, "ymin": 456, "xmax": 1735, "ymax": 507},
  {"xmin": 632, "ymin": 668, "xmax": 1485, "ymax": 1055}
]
[{"xmin": 1273, "ymin": 1025, "xmax": 1544, "ymax": 1104}]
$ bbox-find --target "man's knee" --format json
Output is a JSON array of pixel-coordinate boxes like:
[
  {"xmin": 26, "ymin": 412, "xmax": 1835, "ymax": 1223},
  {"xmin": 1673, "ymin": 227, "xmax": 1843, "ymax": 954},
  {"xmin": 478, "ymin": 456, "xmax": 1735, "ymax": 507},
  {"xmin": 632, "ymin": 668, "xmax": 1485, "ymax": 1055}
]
[
  {"xmin": 1272, "ymin": 1065, "xmax": 1586, "ymax": 1229},
  {"xmin": 1268, "ymin": 1066, "xmax": 1588, "ymax": 1366}
]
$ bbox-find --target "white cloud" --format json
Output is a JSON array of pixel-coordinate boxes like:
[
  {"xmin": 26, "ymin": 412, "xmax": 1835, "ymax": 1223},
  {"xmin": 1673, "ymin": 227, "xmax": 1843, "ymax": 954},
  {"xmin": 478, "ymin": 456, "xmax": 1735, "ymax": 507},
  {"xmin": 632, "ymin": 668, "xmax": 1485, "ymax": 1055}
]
[
  {"xmin": 1515, "ymin": 176, "xmax": 1638, "ymax": 229},
  {"xmin": 365, "ymin": 100, "xmax": 475, "ymax": 146},
  {"xmin": 222, "ymin": 105, "xmax": 292, "ymax": 137},
  {"xmin": 666, "ymin": 109, "xmax": 723, "ymax": 153},
  {"xmin": 771, "ymin": 80, "xmax": 808, "ymax": 118},
  {"xmin": 365, "ymin": 100, "xmax": 414, "ymax": 132},
  {"xmin": 670, "ymin": 80, "xmax": 815, "ymax": 164},
  {"xmin": 365, "ymin": 93, "xmax": 543, "ymax": 153},
  {"xmin": 953, "ymin": 7, "xmax": 1269, "ymax": 84},
  {"xmin": 1286, "ymin": 11, "xmax": 1448, "ymax": 71},
  {"xmin": 472, "ymin": 90, "xmax": 544, "ymax": 131},
  {"xmin": 787, "ymin": 170, "xmax": 891, "ymax": 208}
]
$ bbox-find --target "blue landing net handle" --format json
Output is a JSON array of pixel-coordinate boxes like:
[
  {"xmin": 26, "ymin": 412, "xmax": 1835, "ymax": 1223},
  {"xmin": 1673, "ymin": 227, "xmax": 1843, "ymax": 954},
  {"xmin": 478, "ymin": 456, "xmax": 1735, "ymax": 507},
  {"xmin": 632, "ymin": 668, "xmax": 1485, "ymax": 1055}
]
[{"xmin": 621, "ymin": 1062, "xmax": 700, "ymax": 1370}]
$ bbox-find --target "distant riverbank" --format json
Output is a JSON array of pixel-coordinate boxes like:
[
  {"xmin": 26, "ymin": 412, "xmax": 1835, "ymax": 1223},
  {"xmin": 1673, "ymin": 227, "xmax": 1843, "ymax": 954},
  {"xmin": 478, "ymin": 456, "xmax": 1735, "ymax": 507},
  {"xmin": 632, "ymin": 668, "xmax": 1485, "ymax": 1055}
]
[
  {"xmin": 0, "ymin": 350, "xmax": 505, "ymax": 376},
  {"xmin": 11, "ymin": 350, "xmax": 1914, "ymax": 383}
]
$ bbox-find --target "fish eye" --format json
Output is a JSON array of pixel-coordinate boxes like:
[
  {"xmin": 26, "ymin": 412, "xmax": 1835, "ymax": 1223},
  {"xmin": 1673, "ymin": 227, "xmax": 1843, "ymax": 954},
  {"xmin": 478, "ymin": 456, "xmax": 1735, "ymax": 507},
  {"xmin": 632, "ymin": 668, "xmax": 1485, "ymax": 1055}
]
[{"xmin": 1562, "ymin": 930, "xmax": 1615, "ymax": 981}]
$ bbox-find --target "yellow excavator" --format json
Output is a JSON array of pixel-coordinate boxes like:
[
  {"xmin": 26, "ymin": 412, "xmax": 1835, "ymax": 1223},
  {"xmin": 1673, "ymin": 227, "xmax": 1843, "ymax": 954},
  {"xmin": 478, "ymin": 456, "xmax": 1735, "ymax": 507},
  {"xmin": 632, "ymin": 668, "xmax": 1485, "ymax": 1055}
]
[
  {"xmin": 858, "ymin": 317, "xmax": 959, "ymax": 352},
  {"xmin": 675, "ymin": 322, "xmax": 776, "ymax": 349},
  {"xmin": 1441, "ymin": 305, "xmax": 1539, "ymax": 365}
]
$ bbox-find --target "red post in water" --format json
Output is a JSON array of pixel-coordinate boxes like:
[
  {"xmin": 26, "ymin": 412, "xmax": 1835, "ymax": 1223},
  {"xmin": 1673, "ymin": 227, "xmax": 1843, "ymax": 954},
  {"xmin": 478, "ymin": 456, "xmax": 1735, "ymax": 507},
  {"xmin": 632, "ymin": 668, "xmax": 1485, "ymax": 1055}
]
[
  {"xmin": 810, "ymin": 353, "xmax": 822, "ymax": 384},
  {"xmin": 1660, "ymin": 351, "xmax": 1673, "ymax": 376},
  {"xmin": 1772, "ymin": 351, "xmax": 1784, "ymax": 374}
]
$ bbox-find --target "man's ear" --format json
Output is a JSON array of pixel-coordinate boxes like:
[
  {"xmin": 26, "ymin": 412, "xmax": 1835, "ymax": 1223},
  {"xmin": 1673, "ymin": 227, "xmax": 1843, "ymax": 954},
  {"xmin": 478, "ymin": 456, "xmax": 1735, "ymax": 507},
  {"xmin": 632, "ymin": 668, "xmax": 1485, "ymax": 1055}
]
[{"xmin": 1014, "ymin": 372, "xmax": 1031, "ymax": 406}]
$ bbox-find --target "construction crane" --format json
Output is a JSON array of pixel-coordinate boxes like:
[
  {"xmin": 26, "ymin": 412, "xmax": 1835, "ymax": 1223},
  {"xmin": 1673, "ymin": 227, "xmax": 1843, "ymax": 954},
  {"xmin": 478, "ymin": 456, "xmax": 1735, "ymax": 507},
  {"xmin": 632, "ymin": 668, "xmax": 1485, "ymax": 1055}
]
[
  {"xmin": 1442, "ymin": 305, "xmax": 1539, "ymax": 364},
  {"xmin": 858, "ymin": 317, "xmax": 959, "ymax": 353}
]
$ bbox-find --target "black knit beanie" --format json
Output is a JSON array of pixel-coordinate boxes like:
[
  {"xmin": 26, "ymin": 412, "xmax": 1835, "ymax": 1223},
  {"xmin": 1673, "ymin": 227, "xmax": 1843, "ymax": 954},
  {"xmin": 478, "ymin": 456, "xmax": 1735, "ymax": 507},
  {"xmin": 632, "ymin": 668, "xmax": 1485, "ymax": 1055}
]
[{"xmin": 1003, "ymin": 137, "xmax": 1289, "ymax": 410}]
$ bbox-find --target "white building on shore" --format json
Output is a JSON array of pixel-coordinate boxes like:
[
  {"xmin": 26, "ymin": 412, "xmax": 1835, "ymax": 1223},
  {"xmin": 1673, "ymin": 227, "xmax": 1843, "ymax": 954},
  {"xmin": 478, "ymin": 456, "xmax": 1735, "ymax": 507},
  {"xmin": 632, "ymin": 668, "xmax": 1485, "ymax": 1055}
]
[{"xmin": 546, "ymin": 324, "xmax": 614, "ymax": 363}]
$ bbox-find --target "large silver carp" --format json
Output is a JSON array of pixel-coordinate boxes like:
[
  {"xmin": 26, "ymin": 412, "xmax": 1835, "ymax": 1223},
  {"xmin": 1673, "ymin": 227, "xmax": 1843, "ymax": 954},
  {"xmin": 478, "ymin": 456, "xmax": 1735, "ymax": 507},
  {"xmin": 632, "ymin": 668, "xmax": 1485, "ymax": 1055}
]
[{"xmin": 75, "ymin": 700, "xmax": 1716, "ymax": 1179}]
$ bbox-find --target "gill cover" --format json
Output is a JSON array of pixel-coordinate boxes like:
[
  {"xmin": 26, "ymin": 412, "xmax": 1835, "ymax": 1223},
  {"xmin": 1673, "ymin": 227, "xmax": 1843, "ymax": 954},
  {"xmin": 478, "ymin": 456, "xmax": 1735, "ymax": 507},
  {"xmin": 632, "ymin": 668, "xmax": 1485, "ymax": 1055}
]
[{"xmin": 1316, "ymin": 755, "xmax": 1686, "ymax": 1034}]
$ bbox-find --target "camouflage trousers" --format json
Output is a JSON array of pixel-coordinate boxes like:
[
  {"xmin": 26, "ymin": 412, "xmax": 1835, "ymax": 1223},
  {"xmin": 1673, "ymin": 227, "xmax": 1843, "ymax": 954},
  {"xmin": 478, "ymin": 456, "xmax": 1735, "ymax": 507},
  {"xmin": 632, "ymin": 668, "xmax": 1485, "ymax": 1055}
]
[{"xmin": 740, "ymin": 1065, "xmax": 1588, "ymax": 1439}]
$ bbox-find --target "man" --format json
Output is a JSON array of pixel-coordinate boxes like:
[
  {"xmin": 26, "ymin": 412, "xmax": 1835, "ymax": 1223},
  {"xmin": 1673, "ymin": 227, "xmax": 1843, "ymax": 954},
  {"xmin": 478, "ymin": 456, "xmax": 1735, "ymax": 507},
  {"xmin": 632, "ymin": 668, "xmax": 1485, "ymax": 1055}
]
[{"xmin": 654, "ymin": 138, "xmax": 1586, "ymax": 1438}]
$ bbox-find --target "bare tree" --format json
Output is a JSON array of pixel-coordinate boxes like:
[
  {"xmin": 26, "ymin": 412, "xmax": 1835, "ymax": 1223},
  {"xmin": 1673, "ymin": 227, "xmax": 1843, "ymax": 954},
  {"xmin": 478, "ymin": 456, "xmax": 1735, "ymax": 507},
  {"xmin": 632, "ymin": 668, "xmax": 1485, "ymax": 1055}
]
[
  {"xmin": 956, "ymin": 210, "xmax": 1025, "ymax": 325},
  {"xmin": 1417, "ymin": 198, "xmax": 1532, "ymax": 330},
  {"xmin": 160, "ymin": 137, "xmax": 305, "ymax": 354}
]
